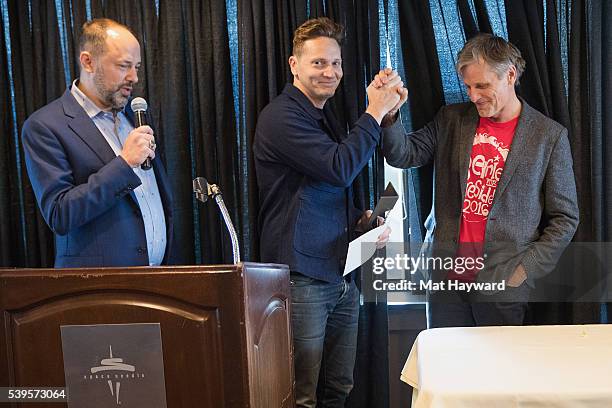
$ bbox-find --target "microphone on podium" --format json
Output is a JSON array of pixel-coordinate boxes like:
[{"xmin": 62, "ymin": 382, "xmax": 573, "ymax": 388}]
[
  {"xmin": 130, "ymin": 97, "xmax": 153, "ymax": 171},
  {"xmin": 193, "ymin": 177, "xmax": 241, "ymax": 264}
]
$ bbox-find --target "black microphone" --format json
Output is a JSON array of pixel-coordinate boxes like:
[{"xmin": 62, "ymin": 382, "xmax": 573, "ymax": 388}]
[{"xmin": 131, "ymin": 97, "xmax": 152, "ymax": 171}]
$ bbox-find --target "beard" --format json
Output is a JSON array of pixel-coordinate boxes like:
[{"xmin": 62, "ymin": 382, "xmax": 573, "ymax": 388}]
[
  {"xmin": 475, "ymin": 101, "xmax": 496, "ymax": 117},
  {"xmin": 93, "ymin": 67, "xmax": 132, "ymax": 110}
]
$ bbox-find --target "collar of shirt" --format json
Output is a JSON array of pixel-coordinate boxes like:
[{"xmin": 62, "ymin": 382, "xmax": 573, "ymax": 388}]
[
  {"xmin": 282, "ymin": 83, "xmax": 325, "ymax": 121},
  {"xmin": 70, "ymin": 80, "xmax": 112, "ymax": 119},
  {"xmin": 282, "ymin": 83, "xmax": 346, "ymax": 143}
]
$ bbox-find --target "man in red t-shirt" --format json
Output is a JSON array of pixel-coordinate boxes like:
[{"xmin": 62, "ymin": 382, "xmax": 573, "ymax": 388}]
[{"xmin": 379, "ymin": 34, "xmax": 579, "ymax": 327}]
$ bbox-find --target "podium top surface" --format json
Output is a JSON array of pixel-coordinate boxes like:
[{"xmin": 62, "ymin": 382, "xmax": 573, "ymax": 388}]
[{"xmin": 0, "ymin": 262, "xmax": 289, "ymax": 277}]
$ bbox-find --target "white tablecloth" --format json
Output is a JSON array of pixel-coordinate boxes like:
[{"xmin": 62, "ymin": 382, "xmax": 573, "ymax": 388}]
[{"xmin": 401, "ymin": 324, "xmax": 612, "ymax": 408}]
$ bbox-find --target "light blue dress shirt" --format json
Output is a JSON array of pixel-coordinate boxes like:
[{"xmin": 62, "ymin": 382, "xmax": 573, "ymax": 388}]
[{"xmin": 70, "ymin": 81, "xmax": 167, "ymax": 265}]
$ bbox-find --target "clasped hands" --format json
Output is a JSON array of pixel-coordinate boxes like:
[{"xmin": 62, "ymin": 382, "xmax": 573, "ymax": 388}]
[{"xmin": 366, "ymin": 67, "xmax": 408, "ymax": 126}]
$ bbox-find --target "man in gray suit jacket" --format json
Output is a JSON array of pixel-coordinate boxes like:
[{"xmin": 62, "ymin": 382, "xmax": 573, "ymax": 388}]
[{"xmin": 378, "ymin": 34, "xmax": 579, "ymax": 327}]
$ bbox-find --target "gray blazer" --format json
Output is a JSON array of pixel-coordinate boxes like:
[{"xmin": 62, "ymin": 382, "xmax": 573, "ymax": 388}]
[{"xmin": 382, "ymin": 100, "xmax": 579, "ymax": 283}]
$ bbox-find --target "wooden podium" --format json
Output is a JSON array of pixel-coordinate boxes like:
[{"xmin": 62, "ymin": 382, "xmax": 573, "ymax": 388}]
[{"xmin": 0, "ymin": 263, "xmax": 294, "ymax": 407}]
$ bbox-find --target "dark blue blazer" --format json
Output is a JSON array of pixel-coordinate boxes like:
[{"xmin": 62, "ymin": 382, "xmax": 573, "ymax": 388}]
[
  {"xmin": 254, "ymin": 84, "xmax": 382, "ymax": 282},
  {"xmin": 22, "ymin": 88, "xmax": 174, "ymax": 267}
]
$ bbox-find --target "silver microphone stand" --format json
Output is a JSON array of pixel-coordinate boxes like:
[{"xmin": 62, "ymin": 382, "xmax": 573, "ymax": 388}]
[{"xmin": 193, "ymin": 177, "xmax": 241, "ymax": 264}]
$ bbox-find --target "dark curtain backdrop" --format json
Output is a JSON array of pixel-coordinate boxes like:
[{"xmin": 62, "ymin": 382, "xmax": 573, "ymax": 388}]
[
  {"xmin": 0, "ymin": 0, "xmax": 236, "ymax": 266},
  {"xmin": 505, "ymin": 0, "xmax": 603, "ymax": 324},
  {"xmin": 396, "ymin": 0, "xmax": 610, "ymax": 324},
  {"xmin": 0, "ymin": 10, "xmax": 14, "ymax": 265},
  {"xmin": 155, "ymin": 0, "xmax": 238, "ymax": 265},
  {"xmin": 587, "ymin": 0, "xmax": 612, "ymax": 319},
  {"xmin": 458, "ymin": 0, "xmax": 493, "ymax": 37},
  {"xmin": 590, "ymin": 0, "xmax": 612, "ymax": 244},
  {"xmin": 396, "ymin": 0, "xmax": 445, "ymax": 240},
  {"xmin": 238, "ymin": 0, "xmax": 309, "ymax": 262},
  {"xmin": 4, "ymin": 0, "xmax": 64, "ymax": 268}
]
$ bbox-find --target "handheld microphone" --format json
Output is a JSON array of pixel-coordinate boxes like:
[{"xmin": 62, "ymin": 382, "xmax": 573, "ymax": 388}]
[{"xmin": 131, "ymin": 97, "xmax": 152, "ymax": 171}]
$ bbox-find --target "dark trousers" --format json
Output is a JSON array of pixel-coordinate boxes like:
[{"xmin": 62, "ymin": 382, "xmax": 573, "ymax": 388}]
[
  {"xmin": 290, "ymin": 273, "xmax": 359, "ymax": 408},
  {"xmin": 428, "ymin": 282, "xmax": 530, "ymax": 328}
]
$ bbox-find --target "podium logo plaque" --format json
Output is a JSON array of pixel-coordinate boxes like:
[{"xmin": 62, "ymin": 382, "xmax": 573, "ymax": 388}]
[{"xmin": 61, "ymin": 323, "xmax": 167, "ymax": 407}]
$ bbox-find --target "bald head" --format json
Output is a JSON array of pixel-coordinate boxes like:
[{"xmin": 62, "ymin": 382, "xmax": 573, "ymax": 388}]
[{"xmin": 78, "ymin": 18, "xmax": 137, "ymax": 60}]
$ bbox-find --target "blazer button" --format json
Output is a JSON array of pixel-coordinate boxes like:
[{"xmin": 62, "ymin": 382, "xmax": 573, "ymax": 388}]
[{"xmin": 137, "ymin": 247, "xmax": 145, "ymax": 254}]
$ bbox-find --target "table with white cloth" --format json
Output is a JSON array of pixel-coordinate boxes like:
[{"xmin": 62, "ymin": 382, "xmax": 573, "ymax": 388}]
[{"xmin": 401, "ymin": 324, "xmax": 612, "ymax": 408}]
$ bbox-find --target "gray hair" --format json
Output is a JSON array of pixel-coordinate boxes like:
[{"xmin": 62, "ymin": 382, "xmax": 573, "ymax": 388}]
[{"xmin": 456, "ymin": 34, "xmax": 526, "ymax": 84}]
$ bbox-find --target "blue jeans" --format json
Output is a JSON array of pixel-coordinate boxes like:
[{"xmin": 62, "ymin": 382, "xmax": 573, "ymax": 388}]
[{"xmin": 290, "ymin": 273, "xmax": 359, "ymax": 408}]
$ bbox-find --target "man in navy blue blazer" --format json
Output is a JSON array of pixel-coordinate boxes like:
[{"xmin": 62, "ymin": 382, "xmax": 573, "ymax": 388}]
[
  {"xmin": 254, "ymin": 17, "xmax": 404, "ymax": 408},
  {"xmin": 22, "ymin": 18, "xmax": 173, "ymax": 268}
]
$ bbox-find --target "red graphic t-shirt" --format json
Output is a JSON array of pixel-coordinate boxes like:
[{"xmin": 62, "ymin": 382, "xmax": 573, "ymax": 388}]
[{"xmin": 449, "ymin": 116, "xmax": 518, "ymax": 281}]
